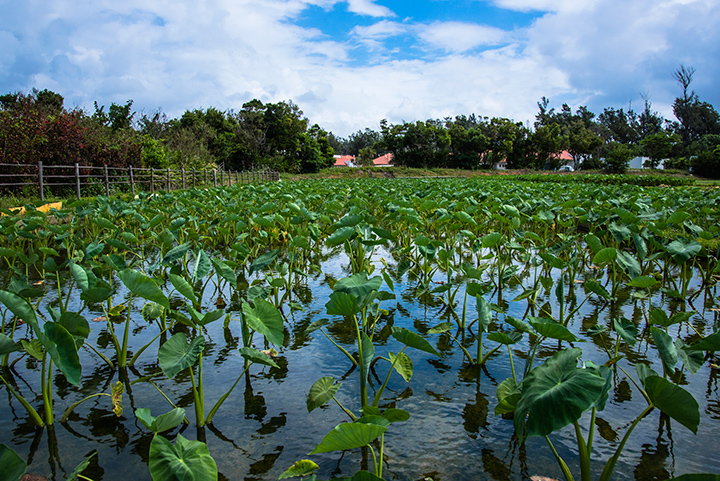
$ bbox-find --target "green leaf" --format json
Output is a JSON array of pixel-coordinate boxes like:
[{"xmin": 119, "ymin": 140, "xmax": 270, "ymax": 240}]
[
  {"xmin": 249, "ymin": 249, "xmax": 280, "ymax": 275},
  {"xmin": 0, "ymin": 444, "xmax": 27, "ymax": 481},
  {"xmin": 477, "ymin": 296, "xmax": 492, "ymax": 333},
  {"xmin": 666, "ymin": 240, "xmax": 702, "ymax": 264},
  {"xmin": 481, "ymin": 232, "xmax": 504, "ymax": 249},
  {"xmin": 168, "ymin": 274, "xmax": 197, "ymax": 305},
  {"xmin": 584, "ymin": 234, "xmax": 603, "ymax": 253},
  {"xmin": 651, "ymin": 326, "xmax": 678, "ymax": 373},
  {"xmin": 487, "ymin": 331, "xmax": 523, "ymax": 345},
  {"xmin": 0, "ymin": 290, "xmax": 42, "ymax": 341},
  {"xmin": 334, "ymin": 273, "xmax": 383, "ymax": 299},
  {"xmin": 161, "ymin": 243, "xmax": 191, "ymax": 265},
  {"xmin": 627, "ymin": 276, "xmax": 659, "ymax": 288},
  {"xmin": 427, "ymin": 321, "xmax": 454, "ymax": 334},
  {"xmin": 242, "ymin": 299, "xmax": 285, "ymax": 347},
  {"xmin": 325, "ymin": 291, "xmax": 360, "ymax": 317},
  {"xmin": 684, "ymin": 331, "xmax": 720, "ymax": 352},
  {"xmin": 149, "ymin": 434, "xmax": 218, "ymax": 481},
  {"xmin": 279, "ymin": 460, "xmax": 319, "ymax": 480},
  {"xmin": 239, "ymin": 346, "xmax": 279, "ymax": 368},
  {"xmin": 514, "ymin": 348, "xmax": 606, "ymax": 441},
  {"xmin": 676, "ymin": 339, "xmax": 704, "ymax": 375},
  {"xmin": 644, "ymin": 375, "xmax": 700, "ymax": 434},
  {"xmin": 326, "ymin": 226, "xmax": 356, "ymax": 247},
  {"xmin": 158, "ymin": 333, "xmax": 205, "ymax": 379},
  {"xmin": 117, "ymin": 269, "xmax": 169, "ymax": 309},
  {"xmin": 391, "ymin": 327, "xmax": 439, "ymax": 356},
  {"xmin": 616, "ymin": 250, "xmax": 641, "ymax": 279},
  {"xmin": 527, "ymin": 317, "xmax": 578, "ymax": 342},
  {"xmin": 307, "ymin": 376, "xmax": 341, "ymax": 413},
  {"xmin": 211, "ymin": 258, "xmax": 237, "ymax": 289},
  {"xmin": 0, "ymin": 334, "xmax": 21, "ymax": 355},
  {"xmin": 382, "ymin": 408, "xmax": 410, "ymax": 423},
  {"xmin": 584, "ymin": 280, "xmax": 611, "ymax": 300},
  {"xmin": 66, "ymin": 451, "xmax": 97, "ymax": 481},
  {"xmin": 309, "ymin": 422, "xmax": 387, "ymax": 454},
  {"xmin": 191, "ymin": 250, "xmax": 211, "ymax": 283},
  {"xmin": 593, "ymin": 247, "xmax": 617, "ymax": 266},
  {"xmin": 136, "ymin": 407, "xmax": 186, "ymax": 434},
  {"xmin": 389, "ymin": 351, "xmax": 413, "ymax": 382},
  {"xmin": 44, "ymin": 322, "xmax": 82, "ymax": 385},
  {"xmin": 495, "ymin": 377, "xmax": 521, "ymax": 415},
  {"xmin": 613, "ymin": 317, "xmax": 638, "ymax": 347}
]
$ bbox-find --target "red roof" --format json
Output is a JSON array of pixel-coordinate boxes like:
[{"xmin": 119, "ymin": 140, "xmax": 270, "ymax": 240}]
[
  {"xmin": 334, "ymin": 155, "xmax": 356, "ymax": 167},
  {"xmin": 553, "ymin": 150, "xmax": 573, "ymax": 160},
  {"xmin": 372, "ymin": 153, "xmax": 393, "ymax": 166}
]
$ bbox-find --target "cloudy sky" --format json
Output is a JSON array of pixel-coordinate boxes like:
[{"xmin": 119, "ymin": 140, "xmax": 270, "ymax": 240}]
[{"xmin": 1, "ymin": 0, "xmax": 718, "ymax": 137}]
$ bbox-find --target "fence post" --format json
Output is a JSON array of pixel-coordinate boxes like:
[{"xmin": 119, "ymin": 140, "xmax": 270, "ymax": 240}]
[
  {"xmin": 166, "ymin": 168, "xmax": 170, "ymax": 192},
  {"xmin": 192, "ymin": 168, "xmax": 196, "ymax": 188},
  {"xmin": 75, "ymin": 163, "xmax": 81, "ymax": 199},
  {"xmin": 181, "ymin": 168, "xmax": 185, "ymax": 190},
  {"xmin": 129, "ymin": 165, "xmax": 135, "ymax": 196},
  {"xmin": 204, "ymin": 169, "xmax": 207, "ymax": 186},
  {"xmin": 220, "ymin": 170, "xmax": 223, "ymax": 187},
  {"xmin": 151, "ymin": 168, "xmax": 154, "ymax": 193},
  {"xmin": 38, "ymin": 161, "xmax": 44, "ymax": 202},
  {"xmin": 104, "ymin": 164, "xmax": 110, "ymax": 197},
  {"xmin": 213, "ymin": 169, "xmax": 217, "ymax": 188}
]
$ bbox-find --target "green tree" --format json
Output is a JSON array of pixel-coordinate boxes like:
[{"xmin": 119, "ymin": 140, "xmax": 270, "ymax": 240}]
[
  {"xmin": 640, "ymin": 132, "xmax": 680, "ymax": 169},
  {"xmin": 531, "ymin": 123, "xmax": 566, "ymax": 169},
  {"xmin": 601, "ymin": 141, "xmax": 634, "ymax": 173}
]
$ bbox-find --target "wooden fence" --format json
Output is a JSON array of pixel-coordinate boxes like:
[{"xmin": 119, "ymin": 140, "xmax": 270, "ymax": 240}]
[{"xmin": 0, "ymin": 162, "xmax": 280, "ymax": 201}]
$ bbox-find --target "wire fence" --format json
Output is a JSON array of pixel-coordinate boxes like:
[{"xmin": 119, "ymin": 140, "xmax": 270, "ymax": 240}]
[{"xmin": 0, "ymin": 162, "xmax": 280, "ymax": 201}]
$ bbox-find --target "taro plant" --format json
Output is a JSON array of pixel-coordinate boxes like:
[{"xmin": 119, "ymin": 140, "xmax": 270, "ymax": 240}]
[
  {"xmin": 0, "ymin": 289, "xmax": 88, "ymax": 426},
  {"xmin": 503, "ymin": 347, "xmax": 700, "ymax": 481},
  {"xmin": 135, "ymin": 407, "xmax": 218, "ymax": 481},
  {"xmin": 156, "ymin": 296, "xmax": 282, "ymax": 427}
]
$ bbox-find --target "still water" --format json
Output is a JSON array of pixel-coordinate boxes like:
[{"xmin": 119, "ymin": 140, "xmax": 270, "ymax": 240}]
[{"xmin": 1, "ymin": 248, "xmax": 719, "ymax": 481}]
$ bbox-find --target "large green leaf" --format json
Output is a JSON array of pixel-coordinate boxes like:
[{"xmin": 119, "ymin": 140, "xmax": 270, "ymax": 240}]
[
  {"xmin": 482, "ymin": 232, "xmax": 504, "ymax": 249},
  {"xmin": 149, "ymin": 434, "xmax": 218, "ymax": 481},
  {"xmin": 307, "ymin": 376, "xmax": 341, "ymax": 413},
  {"xmin": 0, "ymin": 290, "xmax": 42, "ymax": 341},
  {"xmin": 242, "ymin": 299, "xmax": 285, "ymax": 347},
  {"xmin": 168, "ymin": 274, "xmax": 197, "ymax": 305},
  {"xmin": 527, "ymin": 317, "xmax": 578, "ymax": 342},
  {"xmin": 389, "ymin": 351, "xmax": 413, "ymax": 382},
  {"xmin": 239, "ymin": 346, "xmax": 279, "ymax": 368},
  {"xmin": 161, "ymin": 243, "xmax": 191, "ymax": 265},
  {"xmin": 676, "ymin": 339, "xmax": 704, "ymax": 374},
  {"xmin": 211, "ymin": 258, "xmax": 237, "ymax": 289},
  {"xmin": 334, "ymin": 273, "xmax": 383, "ymax": 299},
  {"xmin": 44, "ymin": 322, "xmax": 82, "ymax": 385},
  {"xmin": 248, "ymin": 249, "xmax": 280, "ymax": 275},
  {"xmin": 593, "ymin": 247, "xmax": 617, "ymax": 266},
  {"xmin": 477, "ymin": 296, "xmax": 492, "ymax": 333},
  {"xmin": 514, "ymin": 348, "xmax": 606, "ymax": 441},
  {"xmin": 136, "ymin": 407, "xmax": 186, "ymax": 434},
  {"xmin": 325, "ymin": 291, "xmax": 361, "ymax": 317},
  {"xmin": 117, "ymin": 269, "xmax": 169, "ymax": 309},
  {"xmin": 651, "ymin": 327, "xmax": 678, "ymax": 373},
  {"xmin": 487, "ymin": 330, "xmax": 523, "ymax": 346},
  {"xmin": 644, "ymin": 375, "xmax": 700, "ymax": 434},
  {"xmin": 158, "ymin": 333, "xmax": 205, "ymax": 379},
  {"xmin": 495, "ymin": 377, "xmax": 521, "ymax": 415},
  {"xmin": 0, "ymin": 334, "xmax": 21, "ymax": 355},
  {"xmin": 684, "ymin": 331, "xmax": 720, "ymax": 352},
  {"xmin": 613, "ymin": 317, "xmax": 638, "ymax": 347},
  {"xmin": 616, "ymin": 250, "xmax": 641, "ymax": 279},
  {"xmin": 0, "ymin": 444, "xmax": 26, "ymax": 481},
  {"xmin": 666, "ymin": 240, "xmax": 701, "ymax": 264},
  {"xmin": 391, "ymin": 327, "xmax": 439, "ymax": 356},
  {"xmin": 326, "ymin": 226, "xmax": 356, "ymax": 247},
  {"xmin": 309, "ymin": 422, "xmax": 387, "ymax": 454},
  {"xmin": 191, "ymin": 249, "xmax": 212, "ymax": 282}
]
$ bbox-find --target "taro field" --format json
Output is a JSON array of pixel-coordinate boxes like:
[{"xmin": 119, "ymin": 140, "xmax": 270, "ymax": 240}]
[{"xmin": 0, "ymin": 176, "xmax": 719, "ymax": 481}]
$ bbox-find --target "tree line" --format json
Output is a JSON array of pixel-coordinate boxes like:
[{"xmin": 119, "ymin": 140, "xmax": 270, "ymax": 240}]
[{"xmin": 1, "ymin": 65, "xmax": 719, "ymax": 179}]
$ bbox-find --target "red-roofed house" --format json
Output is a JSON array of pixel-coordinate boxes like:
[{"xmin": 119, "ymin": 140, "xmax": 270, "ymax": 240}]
[
  {"xmin": 552, "ymin": 150, "xmax": 575, "ymax": 170},
  {"xmin": 333, "ymin": 155, "xmax": 356, "ymax": 167},
  {"xmin": 372, "ymin": 153, "xmax": 393, "ymax": 167}
]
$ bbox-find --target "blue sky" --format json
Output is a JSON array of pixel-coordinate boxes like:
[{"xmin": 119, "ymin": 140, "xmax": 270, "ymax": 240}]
[{"xmin": 1, "ymin": 0, "xmax": 718, "ymax": 137}]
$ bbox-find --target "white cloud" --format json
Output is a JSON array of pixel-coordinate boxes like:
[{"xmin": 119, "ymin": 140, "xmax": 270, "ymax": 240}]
[
  {"xmin": 418, "ymin": 22, "xmax": 507, "ymax": 52},
  {"xmin": 0, "ymin": 0, "xmax": 717, "ymax": 137},
  {"xmin": 346, "ymin": 0, "xmax": 395, "ymax": 17}
]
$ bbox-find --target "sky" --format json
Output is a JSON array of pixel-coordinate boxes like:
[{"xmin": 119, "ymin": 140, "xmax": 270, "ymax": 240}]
[{"xmin": 1, "ymin": 0, "xmax": 719, "ymax": 137}]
